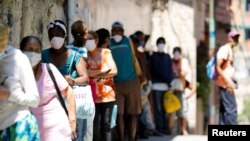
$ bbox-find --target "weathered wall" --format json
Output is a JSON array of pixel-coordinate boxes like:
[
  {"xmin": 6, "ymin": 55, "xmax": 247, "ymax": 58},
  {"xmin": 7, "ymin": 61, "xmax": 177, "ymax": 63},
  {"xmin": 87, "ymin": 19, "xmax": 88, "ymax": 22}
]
[
  {"xmin": 0, "ymin": 0, "xmax": 66, "ymax": 48},
  {"xmin": 73, "ymin": 0, "xmax": 152, "ymax": 36},
  {"xmin": 149, "ymin": 0, "xmax": 197, "ymax": 132}
]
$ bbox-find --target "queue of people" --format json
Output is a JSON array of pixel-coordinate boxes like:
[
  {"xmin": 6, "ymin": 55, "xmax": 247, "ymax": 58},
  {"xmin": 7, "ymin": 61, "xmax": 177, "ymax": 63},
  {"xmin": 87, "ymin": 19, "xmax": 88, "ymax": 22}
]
[{"xmin": 0, "ymin": 19, "xmax": 196, "ymax": 141}]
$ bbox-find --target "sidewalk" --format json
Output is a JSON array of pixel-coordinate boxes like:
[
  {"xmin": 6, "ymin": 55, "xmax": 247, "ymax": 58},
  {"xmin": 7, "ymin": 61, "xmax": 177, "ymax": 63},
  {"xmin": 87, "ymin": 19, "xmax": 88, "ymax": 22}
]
[{"xmin": 138, "ymin": 135, "xmax": 208, "ymax": 141}]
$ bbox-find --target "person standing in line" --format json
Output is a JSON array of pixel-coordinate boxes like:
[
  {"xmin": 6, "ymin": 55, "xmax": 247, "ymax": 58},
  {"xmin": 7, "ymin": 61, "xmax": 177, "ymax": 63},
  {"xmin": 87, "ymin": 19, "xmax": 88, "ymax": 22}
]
[
  {"xmin": 109, "ymin": 21, "xmax": 142, "ymax": 141},
  {"xmin": 130, "ymin": 31, "xmax": 162, "ymax": 139},
  {"xmin": 0, "ymin": 22, "xmax": 40, "ymax": 141},
  {"xmin": 149, "ymin": 37, "xmax": 173, "ymax": 134},
  {"xmin": 85, "ymin": 31, "xmax": 117, "ymax": 141},
  {"xmin": 42, "ymin": 20, "xmax": 89, "ymax": 141},
  {"xmin": 69, "ymin": 20, "xmax": 95, "ymax": 141},
  {"xmin": 216, "ymin": 31, "xmax": 240, "ymax": 125},
  {"xmin": 171, "ymin": 47, "xmax": 196, "ymax": 135},
  {"xmin": 20, "ymin": 36, "xmax": 77, "ymax": 141},
  {"xmin": 96, "ymin": 28, "xmax": 111, "ymax": 49}
]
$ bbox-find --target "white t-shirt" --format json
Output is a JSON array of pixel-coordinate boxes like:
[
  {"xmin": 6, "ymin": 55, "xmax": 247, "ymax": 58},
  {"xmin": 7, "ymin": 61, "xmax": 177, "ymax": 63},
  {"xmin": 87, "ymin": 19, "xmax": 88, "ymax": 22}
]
[
  {"xmin": 0, "ymin": 46, "xmax": 40, "ymax": 129},
  {"xmin": 216, "ymin": 44, "xmax": 235, "ymax": 87}
]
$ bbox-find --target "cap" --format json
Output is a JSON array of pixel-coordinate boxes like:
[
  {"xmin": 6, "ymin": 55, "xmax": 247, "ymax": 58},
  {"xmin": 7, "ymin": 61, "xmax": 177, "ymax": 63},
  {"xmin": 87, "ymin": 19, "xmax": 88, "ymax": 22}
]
[
  {"xmin": 112, "ymin": 21, "xmax": 123, "ymax": 29},
  {"xmin": 228, "ymin": 31, "xmax": 240, "ymax": 38}
]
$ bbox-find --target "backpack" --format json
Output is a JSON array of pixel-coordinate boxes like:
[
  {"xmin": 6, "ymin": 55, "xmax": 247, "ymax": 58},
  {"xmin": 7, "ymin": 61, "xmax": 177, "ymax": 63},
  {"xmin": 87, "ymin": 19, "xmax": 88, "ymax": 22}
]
[{"xmin": 206, "ymin": 55, "xmax": 217, "ymax": 80}]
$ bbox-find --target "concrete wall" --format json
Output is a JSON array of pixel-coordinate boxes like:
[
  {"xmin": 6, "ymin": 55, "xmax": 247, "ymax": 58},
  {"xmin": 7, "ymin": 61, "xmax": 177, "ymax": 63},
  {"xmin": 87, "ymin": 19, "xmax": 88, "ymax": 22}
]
[
  {"xmin": 0, "ymin": 0, "xmax": 66, "ymax": 48},
  {"xmin": 149, "ymin": 0, "xmax": 197, "ymax": 132}
]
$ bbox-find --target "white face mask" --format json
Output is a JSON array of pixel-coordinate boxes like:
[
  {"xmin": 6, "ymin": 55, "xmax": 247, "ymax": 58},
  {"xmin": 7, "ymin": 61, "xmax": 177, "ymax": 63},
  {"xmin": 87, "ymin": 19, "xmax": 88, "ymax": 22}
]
[
  {"xmin": 173, "ymin": 52, "xmax": 181, "ymax": 60},
  {"xmin": 50, "ymin": 37, "xmax": 65, "ymax": 49},
  {"xmin": 113, "ymin": 35, "xmax": 122, "ymax": 43},
  {"xmin": 24, "ymin": 52, "xmax": 41, "ymax": 67},
  {"xmin": 85, "ymin": 40, "xmax": 96, "ymax": 51},
  {"xmin": 157, "ymin": 43, "xmax": 165, "ymax": 52}
]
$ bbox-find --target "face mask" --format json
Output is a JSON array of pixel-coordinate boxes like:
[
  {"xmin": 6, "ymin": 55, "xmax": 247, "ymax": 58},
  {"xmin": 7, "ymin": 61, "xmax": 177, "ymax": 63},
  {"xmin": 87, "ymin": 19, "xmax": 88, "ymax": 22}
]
[
  {"xmin": 50, "ymin": 37, "xmax": 65, "ymax": 49},
  {"xmin": 138, "ymin": 41, "xmax": 145, "ymax": 47},
  {"xmin": 85, "ymin": 40, "xmax": 96, "ymax": 51},
  {"xmin": 0, "ymin": 51, "xmax": 5, "ymax": 60},
  {"xmin": 173, "ymin": 52, "xmax": 181, "ymax": 60},
  {"xmin": 113, "ymin": 35, "xmax": 122, "ymax": 43},
  {"xmin": 157, "ymin": 43, "xmax": 165, "ymax": 52},
  {"xmin": 24, "ymin": 52, "xmax": 41, "ymax": 67}
]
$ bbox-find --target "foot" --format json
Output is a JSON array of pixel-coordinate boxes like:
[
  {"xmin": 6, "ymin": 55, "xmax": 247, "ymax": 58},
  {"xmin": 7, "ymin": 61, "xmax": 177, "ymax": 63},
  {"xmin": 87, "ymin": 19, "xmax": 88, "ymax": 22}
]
[
  {"xmin": 139, "ymin": 132, "xmax": 149, "ymax": 139},
  {"xmin": 181, "ymin": 130, "xmax": 189, "ymax": 135}
]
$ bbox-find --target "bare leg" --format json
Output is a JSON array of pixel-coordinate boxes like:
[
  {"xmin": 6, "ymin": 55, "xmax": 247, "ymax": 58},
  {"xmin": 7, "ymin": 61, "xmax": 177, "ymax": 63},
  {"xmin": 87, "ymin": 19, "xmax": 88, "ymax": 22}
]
[
  {"xmin": 128, "ymin": 115, "xmax": 138, "ymax": 141},
  {"xmin": 180, "ymin": 117, "xmax": 188, "ymax": 135},
  {"xmin": 117, "ymin": 114, "xmax": 125, "ymax": 141}
]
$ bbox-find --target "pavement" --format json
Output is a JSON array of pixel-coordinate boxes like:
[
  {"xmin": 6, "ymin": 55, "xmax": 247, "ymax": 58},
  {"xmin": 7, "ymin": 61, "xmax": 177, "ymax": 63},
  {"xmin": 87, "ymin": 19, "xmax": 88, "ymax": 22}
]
[{"xmin": 138, "ymin": 135, "xmax": 208, "ymax": 141}]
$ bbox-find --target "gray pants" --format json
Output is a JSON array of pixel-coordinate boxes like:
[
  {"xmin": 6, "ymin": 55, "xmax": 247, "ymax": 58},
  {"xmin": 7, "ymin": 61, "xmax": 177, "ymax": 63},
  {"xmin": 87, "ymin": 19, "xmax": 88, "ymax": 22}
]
[{"xmin": 219, "ymin": 88, "xmax": 237, "ymax": 125}]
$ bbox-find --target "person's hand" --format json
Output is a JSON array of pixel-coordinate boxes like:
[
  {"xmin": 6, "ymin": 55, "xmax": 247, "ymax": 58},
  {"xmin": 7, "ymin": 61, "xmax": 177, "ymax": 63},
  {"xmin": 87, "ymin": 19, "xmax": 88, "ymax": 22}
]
[
  {"xmin": 101, "ymin": 65, "xmax": 111, "ymax": 74},
  {"xmin": 65, "ymin": 75, "xmax": 75, "ymax": 86},
  {"xmin": 69, "ymin": 119, "xmax": 77, "ymax": 140},
  {"xmin": 0, "ymin": 86, "xmax": 10, "ymax": 100},
  {"xmin": 226, "ymin": 84, "xmax": 234, "ymax": 94}
]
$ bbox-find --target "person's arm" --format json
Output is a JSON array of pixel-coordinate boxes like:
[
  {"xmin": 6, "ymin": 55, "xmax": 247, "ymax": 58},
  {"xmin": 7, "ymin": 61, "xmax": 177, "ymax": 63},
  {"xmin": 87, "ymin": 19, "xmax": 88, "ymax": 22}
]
[
  {"xmin": 66, "ymin": 57, "xmax": 89, "ymax": 86},
  {"xmin": 186, "ymin": 81, "xmax": 196, "ymax": 99},
  {"xmin": 7, "ymin": 53, "xmax": 40, "ymax": 107},
  {"xmin": 94, "ymin": 49, "xmax": 117, "ymax": 78},
  {"xmin": 61, "ymin": 86, "xmax": 77, "ymax": 139}
]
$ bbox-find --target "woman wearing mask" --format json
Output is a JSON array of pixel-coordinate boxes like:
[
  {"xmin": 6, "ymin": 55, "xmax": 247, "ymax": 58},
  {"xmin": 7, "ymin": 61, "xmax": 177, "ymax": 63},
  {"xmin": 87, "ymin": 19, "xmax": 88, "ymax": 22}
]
[
  {"xmin": 0, "ymin": 23, "xmax": 40, "ymax": 140},
  {"xmin": 42, "ymin": 20, "xmax": 89, "ymax": 141},
  {"xmin": 68, "ymin": 20, "xmax": 88, "ymax": 59},
  {"xmin": 20, "ymin": 36, "xmax": 77, "ymax": 141},
  {"xmin": 96, "ymin": 28, "xmax": 110, "ymax": 48},
  {"xmin": 171, "ymin": 47, "xmax": 195, "ymax": 135},
  {"xmin": 69, "ymin": 20, "xmax": 95, "ymax": 141},
  {"xmin": 86, "ymin": 31, "xmax": 117, "ymax": 141}
]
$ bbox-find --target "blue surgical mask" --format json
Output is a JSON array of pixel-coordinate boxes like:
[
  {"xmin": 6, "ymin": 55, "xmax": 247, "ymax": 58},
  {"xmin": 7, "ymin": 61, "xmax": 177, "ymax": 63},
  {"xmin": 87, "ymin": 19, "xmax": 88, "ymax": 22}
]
[
  {"xmin": 0, "ymin": 51, "xmax": 5, "ymax": 60},
  {"xmin": 138, "ymin": 41, "xmax": 145, "ymax": 47}
]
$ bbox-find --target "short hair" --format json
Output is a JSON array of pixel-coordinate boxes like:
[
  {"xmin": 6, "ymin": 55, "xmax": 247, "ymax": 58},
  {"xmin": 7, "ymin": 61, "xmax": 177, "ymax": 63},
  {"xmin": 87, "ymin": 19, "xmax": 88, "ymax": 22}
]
[
  {"xmin": 173, "ymin": 47, "xmax": 182, "ymax": 53},
  {"xmin": 156, "ymin": 37, "xmax": 165, "ymax": 45},
  {"xmin": 20, "ymin": 36, "xmax": 42, "ymax": 51},
  {"xmin": 135, "ymin": 31, "xmax": 144, "ymax": 37},
  {"xmin": 88, "ymin": 31, "xmax": 99, "ymax": 40},
  {"xmin": 96, "ymin": 28, "xmax": 110, "ymax": 48}
]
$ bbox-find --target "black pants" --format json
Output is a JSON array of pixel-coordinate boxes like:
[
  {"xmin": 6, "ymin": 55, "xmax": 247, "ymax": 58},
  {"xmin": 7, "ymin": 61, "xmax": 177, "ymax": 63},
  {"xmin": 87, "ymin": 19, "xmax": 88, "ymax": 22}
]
[
  {"xmin": 93, "ymin": 101, "xmax": 115, "ymax": 141},
  {"xmin": 219, "ymin": 88, "xmax": 237, "ymax": 125}
]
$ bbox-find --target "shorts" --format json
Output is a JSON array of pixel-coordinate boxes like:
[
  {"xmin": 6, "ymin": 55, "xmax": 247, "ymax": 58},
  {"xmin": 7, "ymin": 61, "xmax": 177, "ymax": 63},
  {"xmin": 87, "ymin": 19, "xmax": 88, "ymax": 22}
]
[
  {"xmin": 176, "ymin": 92, "xmax": 188, "ymax": 118},
  {"xmin": 115, "ymin": 77, "xmax": 141, "ymax": 115}
]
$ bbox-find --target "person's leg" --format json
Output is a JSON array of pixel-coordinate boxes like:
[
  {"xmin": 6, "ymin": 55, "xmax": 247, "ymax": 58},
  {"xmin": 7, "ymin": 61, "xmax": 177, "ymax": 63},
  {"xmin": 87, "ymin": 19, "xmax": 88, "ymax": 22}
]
[
  {"xmin": 100, "ymin": 102, "xmax": 115, "ymax": 141},
  {"xmin": 152, "ymin": 90, "xmax": 166, "ymax": 132},
  {"xmin": 115, "ymin": 82, "xmax": 126, "ymax": 141},
  {"xmin": 128, "ymin": 115, "xmax": 138, "ymax": 141},
  {"xmin": 219, "ymin": 88, "xmax": 237, "ymax": 125},
  {"xmin": 126, "ymin": 78, "xmax": 141, "ymax": 141},
  {"xmin": 93, "ymin": 104, "xmax": 101, "ymax": 141},
  {"xmin": 74, "ymin": 118, "xmax": 87, "ymax": 141}
]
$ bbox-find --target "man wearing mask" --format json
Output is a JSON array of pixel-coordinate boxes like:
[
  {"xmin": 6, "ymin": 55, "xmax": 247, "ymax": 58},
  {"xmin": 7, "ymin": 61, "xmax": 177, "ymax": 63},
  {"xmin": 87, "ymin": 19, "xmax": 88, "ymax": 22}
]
[
  {"xmin": 149, "ymin": 37, "xmax": 173, "ymax": 134},
  {"xmin": 109, "ymin": 21, "xmax": 141, "ymax": 141},
  {"xmin": 216, "ymin": 31, "xmax": 240, "ymax": 125}
]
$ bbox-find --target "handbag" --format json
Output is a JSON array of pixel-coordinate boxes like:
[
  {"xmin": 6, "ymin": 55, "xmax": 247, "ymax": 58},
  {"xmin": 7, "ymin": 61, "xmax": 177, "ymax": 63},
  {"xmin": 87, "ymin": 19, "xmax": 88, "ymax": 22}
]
[
  {"xmin": 46, "ymin": 64, "xmax": 68, "ymax": 116},
  {"xmin": 68, "ymin": 51, "xmax": 95, "ymax": 119},
  {"xmin": 163, "ymin": 91, "xmax": 181, "ymax": 113}
]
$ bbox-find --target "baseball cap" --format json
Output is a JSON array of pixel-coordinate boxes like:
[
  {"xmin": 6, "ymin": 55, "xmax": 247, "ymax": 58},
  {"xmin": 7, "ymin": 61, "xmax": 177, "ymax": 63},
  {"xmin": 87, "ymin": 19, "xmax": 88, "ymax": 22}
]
[
  {"xmin": 228, "ymin": 31, "xmax": 240, "ymax": 38},
  {"xmin": 112, "ymin": 21, "xmax": 123, "ymax": 29}
]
